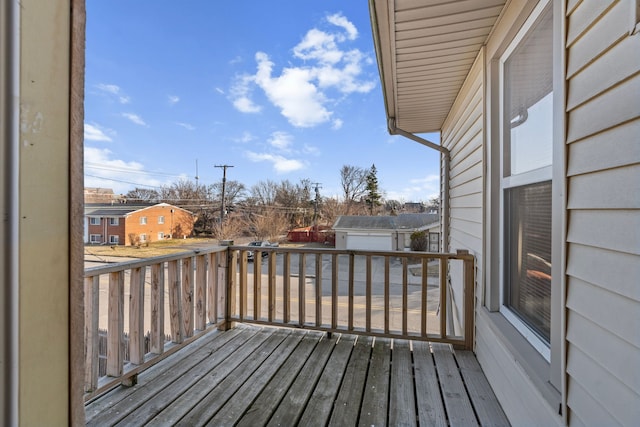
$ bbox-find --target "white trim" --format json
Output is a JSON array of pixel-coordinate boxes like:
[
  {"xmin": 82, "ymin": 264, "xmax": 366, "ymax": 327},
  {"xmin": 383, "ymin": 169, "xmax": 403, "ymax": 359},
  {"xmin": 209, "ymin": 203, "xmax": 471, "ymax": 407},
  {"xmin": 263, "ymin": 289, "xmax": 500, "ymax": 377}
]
[{"xmin": 89, "ymin": 217, "xmax": 100, "ymax": 225}]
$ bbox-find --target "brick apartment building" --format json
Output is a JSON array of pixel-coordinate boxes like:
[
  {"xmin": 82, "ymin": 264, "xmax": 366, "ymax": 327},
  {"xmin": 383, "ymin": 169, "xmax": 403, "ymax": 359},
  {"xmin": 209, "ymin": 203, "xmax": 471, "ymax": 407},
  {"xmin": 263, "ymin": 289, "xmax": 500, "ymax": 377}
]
[{"xmin": 85, "ymin": 203, "xmax": 195, "ymax": 246}]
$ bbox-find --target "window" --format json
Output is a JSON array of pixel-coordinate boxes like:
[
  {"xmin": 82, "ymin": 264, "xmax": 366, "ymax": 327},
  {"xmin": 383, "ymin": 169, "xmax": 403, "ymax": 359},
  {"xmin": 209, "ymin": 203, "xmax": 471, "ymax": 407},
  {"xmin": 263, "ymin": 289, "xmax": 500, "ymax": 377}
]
[
  {"xmin": 109, "ymin": 235, "xmax": 119, "ymax": 244},
  {"xmin": 158, "ymin": 232, "xmax": 164, "ymax": 240},
  {"xmin": 500, "ymin": 3, "xmax": 553, "ymax": 356},
  {"xmin": 89, "ymin": 217, "xmax": 100, "ymax": 225},
  {"xmin": 139, "ymin": 233, "xmax": 147, "ymax": 242},
  {"xmin": 429, "ymin": 232, "xmax": 440, "ymax": 252},
  {"xmin": 89, "ymin": 234, "xmax": 101, "ymax": 243},
  {"xmin": 109, "ymin": 217, "xmax": 119, "ymax": 226},
  {"xmin": 158, "ymin": 215, "xmax": 165, "ymax": 224},
  {"xmin": 140, "ymin": 216, "xmax": 147, "ymax": 225}
]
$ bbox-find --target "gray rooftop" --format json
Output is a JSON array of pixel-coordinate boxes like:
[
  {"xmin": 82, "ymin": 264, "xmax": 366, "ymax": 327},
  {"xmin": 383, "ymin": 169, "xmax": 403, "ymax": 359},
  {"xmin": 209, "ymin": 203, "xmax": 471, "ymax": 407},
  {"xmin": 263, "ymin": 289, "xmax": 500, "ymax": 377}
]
[{"xmin": 333, "ymin": 213, "xmax": 439, "ymax": 230}]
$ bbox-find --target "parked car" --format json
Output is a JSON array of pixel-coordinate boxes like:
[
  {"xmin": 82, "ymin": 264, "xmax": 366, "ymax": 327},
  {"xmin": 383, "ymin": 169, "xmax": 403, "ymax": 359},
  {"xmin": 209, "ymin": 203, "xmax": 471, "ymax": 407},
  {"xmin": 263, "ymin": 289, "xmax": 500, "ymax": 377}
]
[{"xmin": 246, "ymin": 240, "xmax": 277, "ymax": 261}]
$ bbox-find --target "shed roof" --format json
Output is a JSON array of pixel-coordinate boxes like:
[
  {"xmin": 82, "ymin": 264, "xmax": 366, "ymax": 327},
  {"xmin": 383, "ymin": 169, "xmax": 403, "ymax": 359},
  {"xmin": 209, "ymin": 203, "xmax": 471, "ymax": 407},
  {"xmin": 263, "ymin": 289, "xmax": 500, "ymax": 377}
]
[
  {"xmin": 369, "ymin": 0, "xmax": 507, "ymax": 133},
  {"xmin": 333, "ymin": 213, "xmax": 439, "ymax": 231}
]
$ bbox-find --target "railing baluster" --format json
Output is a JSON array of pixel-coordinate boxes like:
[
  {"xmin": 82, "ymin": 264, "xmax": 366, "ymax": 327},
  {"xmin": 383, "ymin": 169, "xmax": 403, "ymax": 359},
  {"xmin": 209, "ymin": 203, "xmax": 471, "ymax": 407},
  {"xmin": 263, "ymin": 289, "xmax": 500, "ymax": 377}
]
[
  {"xmin": 84, "ymin": 276, "xmax": 99, "ymax": 392},
  {"xmin": 366, "ymin": 256, "xmax": 372, "ymax": 333},
  {"xmin": 254, "ymin": 252, "xmax": 262, "ymax": 320},
  {"xmin": 107, "ymin": 271, "xmax": 124, "ymax": 377},
  {"xmin": 182, "ymin": 257, "xmax": 194, "ymax": 337},
  {"xmin": 283, "ymin": 252, "xmax": 290, "ymax": 324},
  {"xmin": 402, "ymin": 258, "xmax": 408, "ymax": 336},
  {"xmin": 239, "ymin": 252, "xmax": 247, "ymax": 320},
  {"xmin": 348, "ymin": 253, "xmax": 354, "ymax": 331},
  {"xmin": 268, "ymin": 252, "xmax": 276, "ymax": 322},
  {"xmin": 129, "ymin": 266, "xmax": 145, "ymax": 365},
  {"xmin": 195, "ymin": 254, "xmax": 207, "ymax": 331},
  {"xmin": 421, "ymin": 258, "xmax": 428, "ymax": 337},
  {"xmin": 167, "ymin": 260, "xmax": 183, "ymax": 343},
  {"xmin": 460, "ymin": 250, "xmax": 475, "ymax": 350},
  {"xmin": 150, "ymin": 263, "xmax": 164, "ymax": 354},
  {"xmin": 228, "ymin": 250, "xmax": 237, "ymax": 323},
  {"xmin": 331, "ymin": 253, "xmax": 338, "ymax": 330},
  {"xmin": 299, "ymin": 252, "xmax": 306, "ymax": 326},
  {"xmin": 439, "ymin": 257, "xmax": 447, "ymax": 339},
  {"xmin": 207, "ymin": 253, "xmax": 217, "ymax": 325},
  {"xmin": 315, "ymin": 253, "xmax": 322, "ymax": 327},
  {"xmin": 384, "ymin": 256, "xmax": 390, "ymax": 334}
]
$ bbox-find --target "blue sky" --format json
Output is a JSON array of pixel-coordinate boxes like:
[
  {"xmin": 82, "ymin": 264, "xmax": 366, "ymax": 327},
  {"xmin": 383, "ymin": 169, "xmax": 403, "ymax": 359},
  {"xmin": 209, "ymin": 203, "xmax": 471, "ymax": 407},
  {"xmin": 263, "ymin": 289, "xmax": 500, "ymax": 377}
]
[{"xmin": 84, "ymin": 0, "xmax": 441, "ymax": 202}]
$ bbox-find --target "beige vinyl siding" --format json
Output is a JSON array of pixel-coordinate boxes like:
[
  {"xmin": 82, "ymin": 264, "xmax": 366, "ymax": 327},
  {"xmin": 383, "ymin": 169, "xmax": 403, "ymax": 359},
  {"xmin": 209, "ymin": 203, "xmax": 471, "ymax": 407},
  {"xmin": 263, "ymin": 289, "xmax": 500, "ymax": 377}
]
[
  {"xmin": 565, "ymin": 0, "xmax": 640, "ymax": 425},
  {"xmin": 441, "ymin": 50, "xmax": 483, "ymax": 335}
]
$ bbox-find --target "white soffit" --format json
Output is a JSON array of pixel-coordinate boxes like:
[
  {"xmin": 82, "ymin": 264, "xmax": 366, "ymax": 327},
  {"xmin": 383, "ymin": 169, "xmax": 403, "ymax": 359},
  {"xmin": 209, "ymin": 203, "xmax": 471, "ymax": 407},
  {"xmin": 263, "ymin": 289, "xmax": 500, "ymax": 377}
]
[{"xmin": 371, "ymin": 0, "xmax": 506, "ymax": 133}]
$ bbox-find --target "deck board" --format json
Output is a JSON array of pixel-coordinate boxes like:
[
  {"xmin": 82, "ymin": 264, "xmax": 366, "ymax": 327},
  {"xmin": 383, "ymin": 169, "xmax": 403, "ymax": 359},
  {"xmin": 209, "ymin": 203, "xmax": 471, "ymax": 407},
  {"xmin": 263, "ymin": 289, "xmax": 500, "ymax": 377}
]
[{"xmin": 86, "ymin": 325, "xmax": 509, "ymax": 426}]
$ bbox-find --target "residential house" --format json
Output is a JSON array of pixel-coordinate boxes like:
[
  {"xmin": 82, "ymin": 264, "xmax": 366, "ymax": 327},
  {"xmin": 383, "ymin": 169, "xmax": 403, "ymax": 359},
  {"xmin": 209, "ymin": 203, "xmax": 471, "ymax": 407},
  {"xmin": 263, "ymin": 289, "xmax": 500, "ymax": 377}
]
[
  {"xmin": 333, "ymin": 213, "xmax": 439, "ymax": 251},
  {"xmin": 85, "ymin": 203, "xmax": 195, "ymax": 245},
  {"xmin": 370, "ymin": 0, "xmax": 640, "ymax": 425}
]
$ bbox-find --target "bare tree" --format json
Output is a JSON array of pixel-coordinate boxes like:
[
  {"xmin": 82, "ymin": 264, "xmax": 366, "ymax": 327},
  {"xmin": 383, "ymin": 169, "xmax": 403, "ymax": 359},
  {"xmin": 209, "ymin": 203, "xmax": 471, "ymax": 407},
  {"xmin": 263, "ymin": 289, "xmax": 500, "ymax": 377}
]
[
  {"xmin": 250, "ymin": 179, "xmax": 279, "ymax": 206},
  {"xmin": 210, "ymin": 180, "xmax": 246, "ymax": 209},
  {"xmin": 340, "ymin": 165, "xmax": 368, "ymax": 214},
  {"xmin": 247, "ymin": 209, "xmax": 289, "ymax": 241},
  {"xmin": 124, "ymin": 187, "xmax": 160, "ymax": 203}
]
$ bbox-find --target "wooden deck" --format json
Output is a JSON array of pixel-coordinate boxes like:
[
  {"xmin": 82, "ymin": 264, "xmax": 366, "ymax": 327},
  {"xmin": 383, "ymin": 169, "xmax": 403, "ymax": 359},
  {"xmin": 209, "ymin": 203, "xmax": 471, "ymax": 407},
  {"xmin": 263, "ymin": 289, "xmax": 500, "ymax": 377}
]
[{"xmin": 85, "ymin": 325, "xmax": 509, "ymax": 426}]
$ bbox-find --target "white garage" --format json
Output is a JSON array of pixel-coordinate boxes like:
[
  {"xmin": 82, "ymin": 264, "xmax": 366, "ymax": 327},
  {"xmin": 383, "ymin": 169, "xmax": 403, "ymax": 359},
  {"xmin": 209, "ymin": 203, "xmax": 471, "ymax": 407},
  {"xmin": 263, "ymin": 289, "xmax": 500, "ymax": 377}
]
[{"xmin": 346, "ymin": 232, "xmax": 393, "ymax": 251}]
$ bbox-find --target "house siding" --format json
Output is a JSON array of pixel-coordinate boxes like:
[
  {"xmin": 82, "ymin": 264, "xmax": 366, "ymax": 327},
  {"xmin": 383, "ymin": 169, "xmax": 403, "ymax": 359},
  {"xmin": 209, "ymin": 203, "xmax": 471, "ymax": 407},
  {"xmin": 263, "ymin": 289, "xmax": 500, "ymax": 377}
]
[
  {"xmin": 565, "ymin": 0, "xmax": 640, "ymax": 424},
  {"xmin": 441, "ymin": 49, "xmax": 484, "ymax": 337}
]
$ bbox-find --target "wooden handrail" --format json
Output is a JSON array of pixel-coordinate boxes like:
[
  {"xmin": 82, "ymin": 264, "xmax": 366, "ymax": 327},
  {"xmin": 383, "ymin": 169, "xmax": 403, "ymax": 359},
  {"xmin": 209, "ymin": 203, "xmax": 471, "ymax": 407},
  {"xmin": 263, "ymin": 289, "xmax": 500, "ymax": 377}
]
[
  {"xmin": 83, "ymin": 245, "xmax": 475, "ymax": 401},
  {"xmin": 83, "ymin": 247, "xmax": 227, "ymax": 400},
  {"xmin": 226, "ymin": 246, "xmax": 475, "ymax": 348}
]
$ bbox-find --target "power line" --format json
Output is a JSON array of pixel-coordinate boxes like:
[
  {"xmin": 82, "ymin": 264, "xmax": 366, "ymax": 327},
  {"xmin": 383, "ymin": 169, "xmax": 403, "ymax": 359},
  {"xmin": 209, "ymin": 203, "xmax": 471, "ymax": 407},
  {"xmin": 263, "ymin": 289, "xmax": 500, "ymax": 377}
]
[
  {"xmin": 85, "ymin": 163, "xmax": 186, "ymax": 178},
  {"xmin": 85, "ymin": 174, "xmax": 162, "ymax": 189}
]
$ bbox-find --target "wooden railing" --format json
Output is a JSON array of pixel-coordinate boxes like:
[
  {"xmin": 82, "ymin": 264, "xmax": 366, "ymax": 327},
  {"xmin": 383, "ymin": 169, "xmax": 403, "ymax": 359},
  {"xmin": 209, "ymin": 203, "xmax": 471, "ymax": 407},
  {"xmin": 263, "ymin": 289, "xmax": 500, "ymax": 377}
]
[
  {"xmin": 83, "ymin": 246, "xmax": 474, "ymax": 400},
  {"xmin": 227, "ymin": 246, "xmax": 475, "ymax": 348},
  {"xmin": 83, "ymin": 247, "xmax": 228, "ymax": 401}
]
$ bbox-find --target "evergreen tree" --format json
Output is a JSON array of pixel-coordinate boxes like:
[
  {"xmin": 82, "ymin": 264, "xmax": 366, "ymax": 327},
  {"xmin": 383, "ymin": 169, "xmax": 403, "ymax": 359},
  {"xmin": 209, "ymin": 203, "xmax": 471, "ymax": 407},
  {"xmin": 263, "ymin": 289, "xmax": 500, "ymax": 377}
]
[{"xmin": 364, "ymin": 164, "xmax": 382, "ymax": 215}]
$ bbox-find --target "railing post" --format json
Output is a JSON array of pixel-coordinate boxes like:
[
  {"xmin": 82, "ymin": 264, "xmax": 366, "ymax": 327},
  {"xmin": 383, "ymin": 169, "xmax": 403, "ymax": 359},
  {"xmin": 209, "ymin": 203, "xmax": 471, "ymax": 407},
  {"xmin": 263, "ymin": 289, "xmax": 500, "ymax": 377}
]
[
  {"xmin": 167, "ymin": 260, "xmax": 183, "ymax": 343},
  {"xmin": 283, "ymin": 252, "xmax": 291, "ymax": 324},
  {"xmin": 315, "ymin": 253, "xmax": 322, "ymax": 327},
  {"xmin": 439, "ymin": 257, "xmax": 448, "ymax": 339},
  {"xmin": 254, "ymin": 251, "xmax": 262, "ymax": 321},
  {"xmin": 458, "ymin": 250, "xmax": 475, "ymax": 350},
  {"xmin": 298, "ymin": 252, "xmax": 306, "ymax": 326},
  {"xmin": 207, "ymin": 252, "xmax": 218, "ymax": 325},
  {"xmin": 84, "ymin": 276, "xmax": 99, "ymax": 392},
  {"xmin": 182, "ymin": 257, "xmax": 194, "ymax": 338}
]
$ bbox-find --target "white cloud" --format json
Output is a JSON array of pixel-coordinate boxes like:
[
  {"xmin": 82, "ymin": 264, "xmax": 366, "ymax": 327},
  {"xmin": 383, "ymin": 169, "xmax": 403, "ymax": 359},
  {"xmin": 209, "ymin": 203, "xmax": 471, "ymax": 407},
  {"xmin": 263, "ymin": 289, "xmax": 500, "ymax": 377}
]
[
  {"xmin": 331, "ymin": 118, "xmax": 344, "ymax": 130},
  {"xmin": 386, "ymin": 174, "xmax": 440, "ymax": 201},
  {"xmin": 214, "ymin": 87, "xmax": 225, "ymax": 94},
  {"xmin": 168, "ymin": 95, "xmax": 180, "ymax": 105},
  {"xmin": 232, "ymin": 131, "xmax": 256, "ymax": 143},
  {"xmin": 303, "ymin": 144, "xmax": 320, "ymax": 155},
  {"xmin": 96, "ymin": 83, "xmax": 130, "ymax": 104},
  {"xmin": 175, "ymin": 122, "xmax": 195, "ymax": 130},
  {"xmin": 84, "ymin": 123, "xmax": 113, "ymax": 142},
  {"xmin": 84, "ymin": 147, "xmax": 163, "ymax": 194},
  {"xmin": 245, "ymin": 151, "xmax": 305, "ymax": 173},
  {"xmin": 230, "ymin": 74, "xmax": 262, "ymax": 113},
  {"xmin": 230, "ymin": 13, "xmax": 375, "ymax": 128},
  {"xmin": 268, "ymin": 131, "xmax": 293, "ymax": 151},
  {"xmin": 327, "ymin": 13, "xmax": 358, "ymax": 40},
  {"xmin": 255, "ymin": 52, "xmax": 331, "ymax": 127},
  {"xmin": 122, "ymin": 113, "xmax": 147, "ymax": 126}
]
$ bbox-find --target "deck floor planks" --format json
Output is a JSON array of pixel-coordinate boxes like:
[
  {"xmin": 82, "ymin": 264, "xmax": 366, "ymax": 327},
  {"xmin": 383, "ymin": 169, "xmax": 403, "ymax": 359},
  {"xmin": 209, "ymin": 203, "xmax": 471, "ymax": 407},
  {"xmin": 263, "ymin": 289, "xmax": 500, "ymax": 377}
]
[
  {"xmin": 389, "ymin": 339, "xmax": 418, "ymax": 426},
  {"xmin": 171, "ymin": 329, "xmax": 294, "ymax": 426},
  {"xmin": 290, "ymin": 335, "xmax": 355, "ymax": 426},
  {"xmin": 236, "ymin": 333, "xmax": 340, "ymax": 427},
  {"xmin": 113, "ymin": 328, "xmax": 273, "ymax": 426},
  {"xmin": 86, "ymin": 326, "xmax": 510, "ymax": 426},
  {"xmin": 85, "ymin": 327, "xmax": 248, "ymax": 426},
  {"xmin": 357, "ymin": 337, "xmax": 391, "ymax": 427},
  {"xmin": 209, "ymin": 331, "xmax": 324, "ymax": 426},
  {"xmin": 327, "ymin": 336, "xmax": 373, "ymax": 426},
  {"xmin": 413, "ymin": 340, "xmax": 448, "ymax": 426},
  {"xmin": 432, "ymin": 342, "xmax": 479, "ymax": 427},
  {"xmin": 456, "ymin": 350, "xmax": 510, "ymax": 427}
]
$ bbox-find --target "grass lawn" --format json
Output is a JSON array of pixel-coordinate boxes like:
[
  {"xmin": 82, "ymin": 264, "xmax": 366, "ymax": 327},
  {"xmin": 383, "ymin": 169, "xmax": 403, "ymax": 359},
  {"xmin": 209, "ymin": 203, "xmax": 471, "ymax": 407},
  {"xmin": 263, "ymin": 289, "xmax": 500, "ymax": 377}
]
[{"xmin": 84, "ymin": 238, "xmax": 219, "ymax": 258}]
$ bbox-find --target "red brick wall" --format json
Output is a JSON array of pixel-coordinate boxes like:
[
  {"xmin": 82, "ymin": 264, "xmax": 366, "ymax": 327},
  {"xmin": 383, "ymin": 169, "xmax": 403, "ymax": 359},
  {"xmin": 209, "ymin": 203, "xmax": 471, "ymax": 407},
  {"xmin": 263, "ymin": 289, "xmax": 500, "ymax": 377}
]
[{"xmin": 124, "ymin": 205, "xmax": 194, "ymax": 246}]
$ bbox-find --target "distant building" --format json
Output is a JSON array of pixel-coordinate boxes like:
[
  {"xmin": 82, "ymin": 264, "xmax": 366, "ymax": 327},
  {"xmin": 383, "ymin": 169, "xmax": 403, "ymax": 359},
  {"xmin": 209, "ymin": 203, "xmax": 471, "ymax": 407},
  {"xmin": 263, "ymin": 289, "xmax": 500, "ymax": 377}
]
[
  {"xmin": 83, "ymin": 187, "xmax": 125, "ymax": 204},
  {"xmin": 85, "ymin": 203, "xmax": 195, "ymax": 245},
  {"xmin": 333, "ymin": 213, "xmax": 439, "ymax": 251}
]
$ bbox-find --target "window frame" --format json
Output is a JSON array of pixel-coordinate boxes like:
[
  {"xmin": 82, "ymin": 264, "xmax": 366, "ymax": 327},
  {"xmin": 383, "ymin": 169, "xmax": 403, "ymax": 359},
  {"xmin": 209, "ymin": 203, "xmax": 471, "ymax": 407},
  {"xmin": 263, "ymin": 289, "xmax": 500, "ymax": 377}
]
[
  {"xmin": 497, "ymin": 0, "xmax": 555, "ymax": 361},
  {"xmin": 89, "ymin": 234, "xmax": 101, "ymax": 243},
  {"xmin": 158, "ymin": 215, "xmax": 165, "ymax": 224},
  {"xmin": 139, "ymin": 216, "xmax": 147, "ymax": 225},
  {"xmin": 109, "ymin": 217, "xmax": 119, "ymax": 226},
  {"xmin": 157, "ymin": 232, "xmax": 164, "ymax": 240},
  {"xmin": 108, "ymin": 235, "xmax": 119, "ymax": 244},
  {"xmin": 89, "ymin": 217, "xmax": 100, "ymax": 225}
]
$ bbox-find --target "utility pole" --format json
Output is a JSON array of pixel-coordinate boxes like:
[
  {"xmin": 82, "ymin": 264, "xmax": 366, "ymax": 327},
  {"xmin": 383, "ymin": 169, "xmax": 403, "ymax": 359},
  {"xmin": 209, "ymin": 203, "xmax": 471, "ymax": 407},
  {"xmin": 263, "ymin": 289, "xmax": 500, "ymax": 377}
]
[
  {"xmin": 214, "ymin": 165, "xmax": 234, "ymax": 225},
  {"xmin": 312, "ymin": 182, "xmax": 322, "ymax": 225}
]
